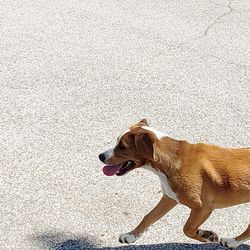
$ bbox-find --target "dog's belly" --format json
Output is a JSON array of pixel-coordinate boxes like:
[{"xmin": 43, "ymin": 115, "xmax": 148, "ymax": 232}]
[
  {"xmin": 211, "ymin": 190, "xmax": 250, "ymax": 208},
  {"xmin": 143, "ymin": 165, "xmax": 180, "ymax": 203}
]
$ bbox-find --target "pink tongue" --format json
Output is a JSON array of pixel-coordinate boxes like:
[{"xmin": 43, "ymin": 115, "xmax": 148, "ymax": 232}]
[{"xmin": 103, "ymin": 165, "xmax": 121, "ymax": 176}]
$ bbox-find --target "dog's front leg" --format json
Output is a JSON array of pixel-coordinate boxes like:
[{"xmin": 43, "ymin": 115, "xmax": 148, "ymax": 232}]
[
  {"xmin": 119, "ymin": 195, "xmax": 177, "ymax": 244},
  {"xmin": 183, "ymin": 207, "xmax": 218, "ymax": 243}
]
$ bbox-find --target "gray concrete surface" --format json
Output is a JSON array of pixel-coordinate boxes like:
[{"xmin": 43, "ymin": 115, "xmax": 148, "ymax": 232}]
[{"xmin": 0, "ymin": 0, "xmax": 250, "ymax": 249}]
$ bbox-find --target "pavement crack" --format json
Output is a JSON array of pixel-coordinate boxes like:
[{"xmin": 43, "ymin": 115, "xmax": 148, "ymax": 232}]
[{"xmin": 204, "ymin": 0, "xmax": 234, "ymax": 36}]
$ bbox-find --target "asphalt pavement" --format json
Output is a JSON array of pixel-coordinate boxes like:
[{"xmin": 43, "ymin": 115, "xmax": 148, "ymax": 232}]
[{"xmin": 0, "ymin": 0, "xmax": 249, "ymax": 249}]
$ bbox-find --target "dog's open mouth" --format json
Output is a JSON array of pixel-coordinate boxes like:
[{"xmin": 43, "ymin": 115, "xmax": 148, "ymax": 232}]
[{"xmin": 103, "ymin": 160, "xmax": 135, "ymax": 176}]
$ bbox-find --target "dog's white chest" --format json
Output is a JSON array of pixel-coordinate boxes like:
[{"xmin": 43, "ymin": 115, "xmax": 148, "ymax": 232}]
[{"xmin": 143, "ymin": 165, "xmax": 179, "ymax": 203}]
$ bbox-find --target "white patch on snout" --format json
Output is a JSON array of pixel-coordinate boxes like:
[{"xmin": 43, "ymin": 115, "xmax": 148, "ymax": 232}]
[
  {"xmin": 103, "ymin": 147, "xmax": 114, "ymax": 161},
  {"xmin": 143, "ymin": 165, "xmax": 179, "ymax": 203},
  {"xmin": 119, "ymin": 232, "xmax": 142, "ymax": 244},
  {"xmin": 142, "ymin": 126, "xmax": 167, "ymax": 140}
]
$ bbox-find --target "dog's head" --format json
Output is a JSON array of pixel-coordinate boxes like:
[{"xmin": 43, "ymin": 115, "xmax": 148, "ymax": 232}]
[{"xmin": 99, "ymin": 119, "xmax": 164, "ymax": 176}]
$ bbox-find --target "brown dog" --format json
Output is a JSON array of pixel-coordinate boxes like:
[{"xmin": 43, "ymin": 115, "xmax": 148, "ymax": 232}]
[{"xmin": 99, "ymin": 119, "xmax": 250, "ymax": 249}]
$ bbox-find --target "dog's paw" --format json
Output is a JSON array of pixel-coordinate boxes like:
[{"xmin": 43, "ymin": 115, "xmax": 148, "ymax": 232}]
[
  {"xmin": 220, "ymin": 238, "xmax": 240, "ymax": 249},
  {"xmin": 119, "ymin": 232, "xmax": 141, "ymax": 244},
  {"xmin": 197, "ymin": 229, "xmax": 219, "ymax": 242}
]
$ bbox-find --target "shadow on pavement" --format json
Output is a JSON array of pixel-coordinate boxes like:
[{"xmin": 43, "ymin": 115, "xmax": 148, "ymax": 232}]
[{"xmin": 32, "ymin": 232, "xmax": 250, "ymax": 250}]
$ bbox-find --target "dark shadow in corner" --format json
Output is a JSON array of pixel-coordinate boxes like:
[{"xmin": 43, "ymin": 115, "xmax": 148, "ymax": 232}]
[{"xmin": 32, "ymin": 232, "xmax": 250, "ymax": 250}]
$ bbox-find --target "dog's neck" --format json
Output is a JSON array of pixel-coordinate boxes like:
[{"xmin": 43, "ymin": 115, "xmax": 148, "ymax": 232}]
[{"xmin": 151, "ymin": 136, "xmax": 183, "ymax": 176}]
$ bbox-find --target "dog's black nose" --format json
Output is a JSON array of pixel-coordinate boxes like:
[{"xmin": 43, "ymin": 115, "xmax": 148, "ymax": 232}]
[{"xmin": 99, "ymin": 153, "xmax": 106, "ymax": 162}]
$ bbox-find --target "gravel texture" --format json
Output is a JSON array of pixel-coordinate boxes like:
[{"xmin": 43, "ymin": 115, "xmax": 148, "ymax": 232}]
[{"xmin": 0, "ymin": 0, "xmax": 249, "ymax": 249}]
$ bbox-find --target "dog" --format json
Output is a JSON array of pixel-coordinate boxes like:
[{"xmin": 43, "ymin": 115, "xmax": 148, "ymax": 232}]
[{"xmin": 99, "ymin": 119, "xmax": 250, "ymax": 249}]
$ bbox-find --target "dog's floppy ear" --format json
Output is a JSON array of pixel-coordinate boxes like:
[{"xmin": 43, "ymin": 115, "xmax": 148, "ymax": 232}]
[
  {"xmin": 139, "ymin": 118, "xmax": 149, "ymax": 126},
  {"xmin": 134, "ymin": 132, "xmax": 155, "ymax": 161}
]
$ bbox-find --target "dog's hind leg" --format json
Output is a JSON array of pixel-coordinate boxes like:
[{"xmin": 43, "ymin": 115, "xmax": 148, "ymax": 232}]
[
  {"xmin": 220, "ymin": 224, "xmax": 250, "ymax": 249},
  {"xmin": 183, "ymin": 208, "xmax": 219, "ymax": 243},
  {"xmin": 119, "ymin": 195, "xmax": 177, "ymax": 244}
]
